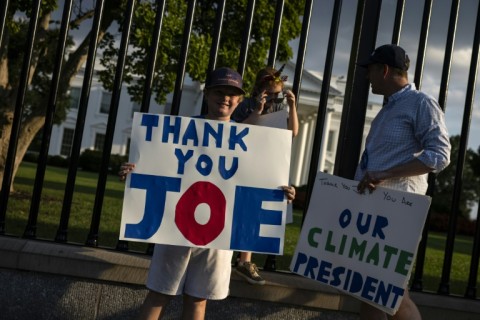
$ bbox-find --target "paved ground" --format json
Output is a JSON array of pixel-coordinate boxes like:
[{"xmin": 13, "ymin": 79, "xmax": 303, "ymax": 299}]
[
  {"xmin": 161, "ymin": 296, "xmax": 360, "ymax": 320},
  {"xmin": 1, "ymin": 268, "xmax": 359, "ymax": 320}
]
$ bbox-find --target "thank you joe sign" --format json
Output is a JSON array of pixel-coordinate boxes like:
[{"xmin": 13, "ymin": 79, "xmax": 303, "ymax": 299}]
[
  {"xmin": 120, "ymin": 113, "xmax": 292, "ymax": 254},
  {"xmin": 290, "ymin": 172, "xmax": 431, "ymax": 315}
]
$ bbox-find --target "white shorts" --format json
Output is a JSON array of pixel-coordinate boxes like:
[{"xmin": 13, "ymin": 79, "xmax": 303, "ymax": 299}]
[{"xmin": 146, "ymin": 244, "xmax": 233, "ymax": 300}]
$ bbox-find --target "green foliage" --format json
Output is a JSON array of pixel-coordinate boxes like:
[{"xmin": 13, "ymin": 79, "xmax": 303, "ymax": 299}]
[
  {"xmin": 78, "ymin": 149, "xmax": 128, "ymax": 173},
  {"xmin": 431, "ymin": 135, "xmax": 480, "ymax": 219},
  {"xmin": 47, "ymin": 155, "xmax": 69, "ymax": 167},
  {"xmin": 98, "ymin": 0, "xmax": 304, "ymax": 104},
  {"xmin": 3, "ymin": 0, "xmax": 74, "ymax": 120}
]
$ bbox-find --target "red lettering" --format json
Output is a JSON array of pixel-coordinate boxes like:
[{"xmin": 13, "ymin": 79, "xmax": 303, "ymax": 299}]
[{"xmin": 175, "ymin": 181, "xmax": 226, "ymax": 245}]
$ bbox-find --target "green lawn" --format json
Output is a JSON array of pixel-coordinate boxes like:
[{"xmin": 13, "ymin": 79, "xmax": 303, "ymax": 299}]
[{"xmin": 5, "ymin": 161, "xmax": 479, "ymax": 296}]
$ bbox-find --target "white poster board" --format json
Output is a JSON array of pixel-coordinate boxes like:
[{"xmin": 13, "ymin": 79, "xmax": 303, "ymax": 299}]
[
  {"xmin": 120, "ymin": 113, "xmax": 292, "ymax": 255},
  {"xmin": 253, "ymin": 109, "xmax": 288, "ymax": 129},
  {"xmin": 250, "ymin": 109, "xmax": 293, "ymax": 223},
  {"xmin": 290, "ymin": 172, "xmax": 431, "ymax": 315}
]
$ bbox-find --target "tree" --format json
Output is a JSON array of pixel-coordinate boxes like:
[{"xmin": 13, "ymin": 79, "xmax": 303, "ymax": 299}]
[
  {"xmin": 0, "ymin": 0, "xmax": 304, "ymax": 191},
  {"xmin": 431, "ymin": 135, "xmax": 480, "ymax": 219}
]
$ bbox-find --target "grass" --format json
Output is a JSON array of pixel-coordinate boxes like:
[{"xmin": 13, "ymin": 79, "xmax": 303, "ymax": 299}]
[{"xmin": 5, "ymin": 161, "xmax": 480, "ymax": 296}]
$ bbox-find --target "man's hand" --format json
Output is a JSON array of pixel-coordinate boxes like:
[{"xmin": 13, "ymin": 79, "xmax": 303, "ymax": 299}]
[{"xmin": 357, "ymin": 171, "xmax": 386, "ymax": 194}]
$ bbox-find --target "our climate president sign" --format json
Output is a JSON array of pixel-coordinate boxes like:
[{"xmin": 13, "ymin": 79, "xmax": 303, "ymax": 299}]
[
  {"xmin": 290, "ymin": 172, "xmax": 431, "ymax": 315},
  {"xmin": 120, "ymin": 113, "xmax": 292, "ymax": 255}
]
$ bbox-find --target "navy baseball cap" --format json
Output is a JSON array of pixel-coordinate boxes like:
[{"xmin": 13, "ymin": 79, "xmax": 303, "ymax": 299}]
[
  {"xmin": 358, "ymin": 44, "xmax": 410, "ymax": 71},
  {"xmin": 205, "ymin": 67, "xmax": 246, "ymax": 95}
]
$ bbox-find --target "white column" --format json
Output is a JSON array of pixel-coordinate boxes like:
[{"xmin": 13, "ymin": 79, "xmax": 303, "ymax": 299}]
[{"xmin": 318, "ymin": 108, "xmax": 334, "ymax": 172}]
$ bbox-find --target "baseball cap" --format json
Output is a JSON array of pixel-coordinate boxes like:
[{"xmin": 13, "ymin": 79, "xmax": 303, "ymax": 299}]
[
  {"xmin": 357, "ymin": 44, "xmax": 410, "ymax": 71},
  {"xmin": 205, "ymin": 67, "xmax": 246, "ymax": 95}
]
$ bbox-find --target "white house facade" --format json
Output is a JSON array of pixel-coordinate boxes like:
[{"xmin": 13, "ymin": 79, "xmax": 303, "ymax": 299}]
[{"xmin": 49, "ymin": 62, "xmax": 381, "ymax": 186}]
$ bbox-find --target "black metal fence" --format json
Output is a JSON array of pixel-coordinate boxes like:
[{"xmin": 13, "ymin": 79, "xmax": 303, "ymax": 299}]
[{"xmin": 0, "ymin": 0, "xmax": 479, "ymax": 301}]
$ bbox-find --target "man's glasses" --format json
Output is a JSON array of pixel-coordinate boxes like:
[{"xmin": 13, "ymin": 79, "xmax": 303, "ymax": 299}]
[{"xmin": 265, "ymin": 92, "xmax": 285, "ymax": 104}]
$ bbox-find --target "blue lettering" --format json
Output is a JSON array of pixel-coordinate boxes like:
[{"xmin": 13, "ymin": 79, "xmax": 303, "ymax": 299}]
[
  {"xmin": 141, "ymin": 114, "xmax": 159, "ymax": 141},
  {"xmin": 124, "ymin": 173, "xmax": 181, "ymax": 239},
  {"xmin": 357, "ymin": 212, "xmax": 371, "ymax": 235},
  {"xmin": 390, "ymin": 286, "xmax": 404, "ymax": 308},
  {"xmin": 196, "ymin": 154, "xmax": 213, "ymax": 176},
  {"xmin": 361, "ymin": 276, "xmax": 378, "ymax": 300},
  {"xmin": 162, "ymin": 116, "xmax": 181, "ymax": 144},
  {"xmin": 316, "ymin": 260, "xmax": 332, "ymax": 283},
  {"xmin": 343, "ymin": 269, "xmax": 352, "ymax": 290},
  {"xmin": 339, "ymin": 209, "xmax": 351, "ymax": 228},
  {"xmin": 182, "ymin": 119, "xmax": 199, "ymax": 146},
  {"xmin": 304, "ymin": 255, "xmax": 319, "ymax": 279},
  {"xmin": 372, "ymin": 215, "xmax": 388, "ymax": 239},
  {"xmin": 230, "ymin": 186, "xmax": 283, "ymax": 253},
  {"xmin": 218, "ymin": 156, "xmax": 238, "ymax": 179},
  {"xmin": 374, "ymin": 281, "xmax": 393, "ymax": 306},
  {"xmin": 330, "ymin": 266, "xmax": 345, "ymax": 286},
  {"xmin": 228, "ymin": 126, "xmax": 249, "ymax": 151},
  {"xmin": 349, "ymin": 272, "xmax": 363, "ymax": 293},
  {"xmin": 203, "ymin": 122, "xmax": 223, "ymax": 148},
  {"xmin": 292, "ymin": 252, "xmax": 308, "ymax": 273},
  {"xmin": 174, "ymin": 149, "xmax": 194, "ymax": 174}
]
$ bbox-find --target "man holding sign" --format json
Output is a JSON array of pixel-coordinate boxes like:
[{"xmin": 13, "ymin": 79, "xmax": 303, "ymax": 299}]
[
  {"xmin": 119, "ymin": 67, "xmax": 295, "ymax": 320},
  {"xmin": 355, "ymin": 44, "xmax": 451, "ymax": 319}
]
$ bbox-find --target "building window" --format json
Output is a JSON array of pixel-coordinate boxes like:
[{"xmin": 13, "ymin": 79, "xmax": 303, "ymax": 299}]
[
  {"xmin": 326, "ymin": 130, "xmax": 336, "ymax": 152},
  {"xmin": 69, "ymin": 87, "xmax": 81, "ymax": 109},
  {"xmin": 100, "ymin": 91, "xmax": 112, "ymax": 114},
  {"xmin": 131, "ymin": 102, "xmax": 141, "ymax": 118},
  {"xmin": 94, "ymin": 133, "xmax": 106, "ymax": 151},
  {"xmin": 126, "ymin": 137, "xmax": 131, "ymax": 156},
  {"xmin": 60, "ymin": 128, "xmax": 74, "ymax": 156}
]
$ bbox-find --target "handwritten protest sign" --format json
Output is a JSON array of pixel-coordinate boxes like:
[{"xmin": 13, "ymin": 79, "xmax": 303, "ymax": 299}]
[
  {"xmin": 290, "ymin": 172, "xmax": 431, "ymax": 315},
  {"xmin": 120, "ymin": 113, "xmax": 292, "ymax": 255}
]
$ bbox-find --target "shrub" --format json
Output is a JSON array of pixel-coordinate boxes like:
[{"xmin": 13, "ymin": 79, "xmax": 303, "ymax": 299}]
[
  {"xmin": 78, "ymin": 149, "xmax": 128, "ymax": 173},
  {"xmin": 23, "ymin": 151, "xmax": 39, "ymax": 163},
  {"xmin": 428, "ymin": 212, "xmax": 477, "ymax": 236},
  {"xmin": 47, "ymin": 155, "xmax": 69, "ymax": 167},
  {"xmin": 109, "ymin": 153, "xmax": 128, "ymax": 173},
  {"xmin": 79, "ymin": 149, "xmax": 102, "ymax": 172}
]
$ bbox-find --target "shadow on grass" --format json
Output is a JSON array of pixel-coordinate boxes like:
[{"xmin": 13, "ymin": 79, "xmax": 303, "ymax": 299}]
[
  {"xmin": 5, "ymin": 214, "xmax": 149, "ymax": 253},
  {"xmin": 14, "ymin": 175, "xmax": 126, "ymax": 199},
  {"xmin": 411, "ymin": 273, "xmax": 469, "ymax": 297}
]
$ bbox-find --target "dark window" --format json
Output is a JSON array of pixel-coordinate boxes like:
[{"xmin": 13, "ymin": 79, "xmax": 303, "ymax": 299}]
[
  {"xmin": 94, "ymin": 133, "xmax": 106, "ymax": 151},
  {"xmin": 100, "ymin": 92, "xmax": 112, "ymax": 114},
  {"xmin": 61, "ymin": 128, "xmax": 74, "ymax": 156},
  {"xmin": 327, "ymin": 130, "xmax": 335, "ymax": 152},
  {"xmin": 69, "ymin": 87, "xmax": 81, "ymax": 109},
  {"xmin": 126, "ymin": 137, "xmax": 131, "ymax": 156}
]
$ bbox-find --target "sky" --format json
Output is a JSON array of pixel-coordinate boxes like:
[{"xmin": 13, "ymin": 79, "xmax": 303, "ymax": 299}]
[{"xmin": 290, "ymin": 0, "xmax": 480, "ymax": 151}]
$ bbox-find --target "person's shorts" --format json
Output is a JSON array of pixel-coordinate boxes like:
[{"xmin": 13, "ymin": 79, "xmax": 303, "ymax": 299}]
[{"xmin": 146, "ymin": 244, "xmax": 233, "ymax": 300}]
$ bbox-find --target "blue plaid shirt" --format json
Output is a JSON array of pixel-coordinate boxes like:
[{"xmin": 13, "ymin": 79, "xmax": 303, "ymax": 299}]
[{"xmin": 355, "ymin": 84, "xmax": 451, "ymax": 193}]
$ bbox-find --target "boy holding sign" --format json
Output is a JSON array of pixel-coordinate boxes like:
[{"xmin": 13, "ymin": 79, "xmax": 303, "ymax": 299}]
[
  {"xmin": 355, "ymin": 44, "xmax": 451, "ymax": 319},
  {"xmin": 119, "ymin": 67, "xmax": 295, "ymax": 320}
]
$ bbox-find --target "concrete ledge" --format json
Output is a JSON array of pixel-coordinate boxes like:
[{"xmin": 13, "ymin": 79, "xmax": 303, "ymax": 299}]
[
  {"xmin": 0, "ymin": 236, "xmax": 150, "ymax": 284},
  {"xmin": 2, "ymin": 236, "xmax": 480, "ymax": 319}
]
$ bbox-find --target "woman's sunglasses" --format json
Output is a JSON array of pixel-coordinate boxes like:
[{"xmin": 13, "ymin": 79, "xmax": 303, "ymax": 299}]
[{"xmin": 265, "ymin": 92, "xmax": 285, "ymax": 104}]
